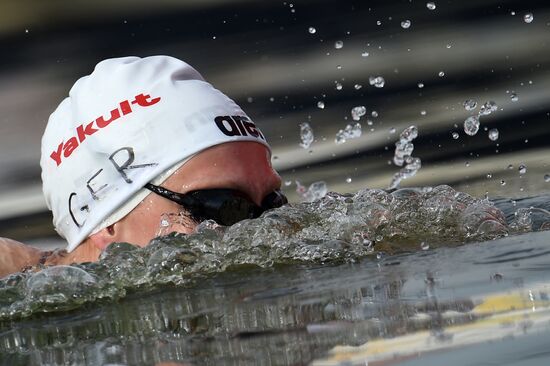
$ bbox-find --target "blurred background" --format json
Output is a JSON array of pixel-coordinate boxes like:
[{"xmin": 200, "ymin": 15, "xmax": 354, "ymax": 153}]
[{"xmin": 0, "ymin": 0, "xmax": 549, "ymax": 244}]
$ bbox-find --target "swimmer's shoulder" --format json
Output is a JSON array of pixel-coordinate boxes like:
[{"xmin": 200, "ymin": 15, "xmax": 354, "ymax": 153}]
[{"xmin": 0, "ymin": 237, "xmax": 43, "ymax": 278}]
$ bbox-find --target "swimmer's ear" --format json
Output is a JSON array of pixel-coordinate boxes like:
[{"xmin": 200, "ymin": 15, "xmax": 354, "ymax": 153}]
[{"xmin": 87, "ymin": 224, "xmax": 117, "ymax": 251}]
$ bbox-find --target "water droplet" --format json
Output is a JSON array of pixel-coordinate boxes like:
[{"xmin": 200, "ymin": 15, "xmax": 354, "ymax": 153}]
[
  {"xmin": 336, "ymin": 65, "xmax": 342, "ymax": 70},
  {"xmin": 299, "ymin": 122, "xmax": 314, "ymax": 149},
  {"xmin": 335, "ymin": 122, "xmax": 362, "ymax": 144},
  {"xmin": 389, "ymin": 127, "xmax": 396, "ymax": 134},
  {"xmin": 427, "ymin": 2, "xmax": 436, "ymax": 10},
  {"xmin": 346, "ymin": 177, "xmax": 352, "ymax": 183},
  {"xmin": 284, "ymin": 180, "xmax": 292, "ymax": 186},
  {"xmin": 308, "ymin": 26, "xmax": 316, "ymax": 34},
  {"xmin": 247, "ymin": 97, "xmax": 254, "ymax": 103},
  {"xmin": 463, "ymin": 99, "xmax": 477, "ymax": 111},
  {"xmin": 487, "ymin": 173, "xmax": 492, "ymax": 179},
  {"xmin": 371, "ymin": 110, "xmax": 379, "ymax": 118},
  {"xmin": 518, "ymin": 164, "xmax": 527, "ymax": 175},
  {"xmin": 524, "ymin": 13, "xmax": 534, "ymax": 23},
  {"xmin": 361, "ymin": 51, "xmax": 369, "ymax": 57},
  {"xmin": 500, "ymin": 180, "xmax": 506, "ymax": 186},
  {"xmin": 335, "ymin": 82, "xmax": 343, "ymax": 90},
  {"xmin": 335, "ymin": 40, "xmax": 344, "ymax": 49},
  {"xmin": 510, "ymin": 92, "xmax": 519, "ymax": 102},
  {"xmin": 507, "ymin": 164, "xmax": 514, "ymax": 170},
  {"xmin": 317, "ymin": 101, "xmax": 325, "ymax": 109},
  {"xmin": 351, "ymin": 106, "xmax": 367, "ymax": 121},
  {"xmin": 401, "ymin": 20, "xmax": 411, "ymax": 29},
  {"xmin": 452, "ymin": 132, "xmax": 459, "ymax": 139},
  {"xmin": 354, "ymin": 84, "xmax": 362, "ymax": 90},
  {"xmin": 463, "ymin": 115, "xmax": 480, "ymax": 136},
  {"xmin": 25, "ymin": 29, "xmax": 29, "ymax": 34},
  {"xmin": 417, "ymin": 82, "xmax": 424, "ymax": 88},
  {"xmin": 544, "ymin": 174, "xmax": 550, "ymax": 182},
  {"xmin": 420, "ymin": 110, "xmax": 427, "ymax": 116},
  {"xmin": 420, "ymin": 242, "xmax": 430, "ymax": 250},
  {"xmin": 488, "ymin": 128, "xmax": 499, "ymax": 141},
  {"xmin": 438, "ymin": 71, "xmax": 445, "ymax": 77},
  {"xmin": 376, "ymin": 20, "xmax": 382, "ymax": 26},
  {"xmin": 446, "ymin": 44, "xmax": 452, "ymax": 49},
  {"xmin": 465, "ymin": 161, "xmax": 470, "ymax": 167},
  {"xmin": 369, "ymin": 76, "xmax": 385, "ymax": 88},
  {"xmin": 479, "ymin": 101, "xmax": 498, "ymax": 116}
]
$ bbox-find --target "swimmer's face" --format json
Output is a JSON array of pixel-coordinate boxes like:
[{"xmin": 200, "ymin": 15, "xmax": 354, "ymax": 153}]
[{"xmin": 101, "ymin": 141, "xmax": 282, "ymax": 247}]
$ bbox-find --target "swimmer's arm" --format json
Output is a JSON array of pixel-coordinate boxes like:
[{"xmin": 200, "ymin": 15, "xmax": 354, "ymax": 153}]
[{"xmin": 0, "ymin": 238, "xmax": 42, "ymax": 278}]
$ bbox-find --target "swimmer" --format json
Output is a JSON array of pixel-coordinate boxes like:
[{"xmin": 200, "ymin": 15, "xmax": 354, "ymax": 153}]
[{"xmin": 0, "ymin": 56, "xmax": 286, "ymax": 277}]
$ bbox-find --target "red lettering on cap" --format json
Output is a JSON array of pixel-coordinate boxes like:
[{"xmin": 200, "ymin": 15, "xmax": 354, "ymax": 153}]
[{"xmin": 50, "ymin": 93, "xmax": 161, "ymax": 166}]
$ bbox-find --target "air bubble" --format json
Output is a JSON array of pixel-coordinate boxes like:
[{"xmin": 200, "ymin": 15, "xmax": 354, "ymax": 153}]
[
  {"xmin": 335, "ymin": 82, "xmax": 343, "ymax": 90},
  {"xmin": 427, "ymin": 2, "xmax": 436, "ymax": 10},
  {"xmin": 524, "ymin": 13, "xmax": 534, "ymax": 23},
  {"xmin": 371, "ymin": 110, "xmax": 379, "ymax": 118},
  {"xmin": 452, "ymin": 132, "xmax": 459, "ymax": 139},
  {"xmin": 510, "ymin": 92, "xmax": 518, "ymax": 102},
  {"xmin": 438, "ymin": 71, "xmax": 445, "ymax": 77},
  {"xmin": 417, "ymin": 82, "xmax": 424, "ymax": 88},
  {"xmin": 401, "ymin": 20, "xmax": 411, "ymax": 29},
  {"xmin": 308, "ymin": 26, "xmax": 316, "ymax": 34},
  {"xmin": 544, "ymin": 174, "xmax": 550, "ymax": 183},
  {"xmin": 361, "ymin": 51, "xmax": 369, "ymax": 57},
  {"xmin": 518, "ymin": 164, "xmax": 527, "ymax": 175},
  {"xmin": 317, "ymin": 101, "xmax": 325, "ymax": 109},
  {"xmin": 354, "ymin": 84, "xmax": 362, "ymax": 90},
  {"xmin": 334, "ymin": 40, "xmax": 344, "ymax": 49},
  {"xmin": 420, "ymin": 242, "xmax": 430, "ymax": 250},
  {"xmin": 346, "ymin": 177, "xmax": 352, "ymax": 183}
]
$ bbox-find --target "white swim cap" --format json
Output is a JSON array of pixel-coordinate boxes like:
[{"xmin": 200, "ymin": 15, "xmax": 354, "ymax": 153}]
[{"xmin": 41, "ymin": 55, "xmax": 269, "ymax": 252}]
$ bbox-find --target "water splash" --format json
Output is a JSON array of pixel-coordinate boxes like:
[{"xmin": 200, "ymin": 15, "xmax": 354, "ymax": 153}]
[
  {"xmin": 369, "ymin": 76, "xmax": 385, "ymax": 88},
  {"xmin": 295, "ymin": 180, "xmax": 328, "ymax": 202},
  {"xmin": 351, "ymin": 106, "xmax": 367, "ymax": 121},
  {"xmin": 463, "ymin": 99, "xmax": 477, "ymax": 111},
  {"xmin": 299, "ymin": 122, "xmax": 314, "ymax": 149},
  {"xmin": 335, "ymin": 123, "xmax": 362, "ymax": 144},
  {"xmin": 464, "ymin": 115, "xmax": 480, "ymax": 136},
  {"xmin": 0, "ymin": 185, "xmax": 519, "ymax": 320},
  {"xmin": 390, "ymin": 126, "xmax": 422, "ymax": 189},
  {"xmin": 479, "ymin": 101, "xmax": 498, "ymax": 116},
  {"xmin": 488, "ymin": 128, "xmax": 499, "ymax": 141}
]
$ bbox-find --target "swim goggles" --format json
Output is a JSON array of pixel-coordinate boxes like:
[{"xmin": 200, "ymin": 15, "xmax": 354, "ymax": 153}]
[{"xmin": 144, "ymin": 183, "xmax": 288, "ymax": 226}]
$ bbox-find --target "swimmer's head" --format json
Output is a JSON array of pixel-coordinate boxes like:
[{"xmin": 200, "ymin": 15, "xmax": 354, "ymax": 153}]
[{"xmin": 40, "ymin": 56, "xmax": 272, "ymax": 252}]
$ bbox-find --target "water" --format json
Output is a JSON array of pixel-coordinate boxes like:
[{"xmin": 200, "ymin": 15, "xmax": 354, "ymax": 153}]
[{"xmin": 1, "ymin": 190, "xmax": 549, "ymax": 365}]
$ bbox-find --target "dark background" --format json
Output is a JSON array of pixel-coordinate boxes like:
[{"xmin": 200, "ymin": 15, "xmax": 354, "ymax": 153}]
[{"xmin": 1, "ymin": 0, "xmax": 549, "ymax": 243}]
